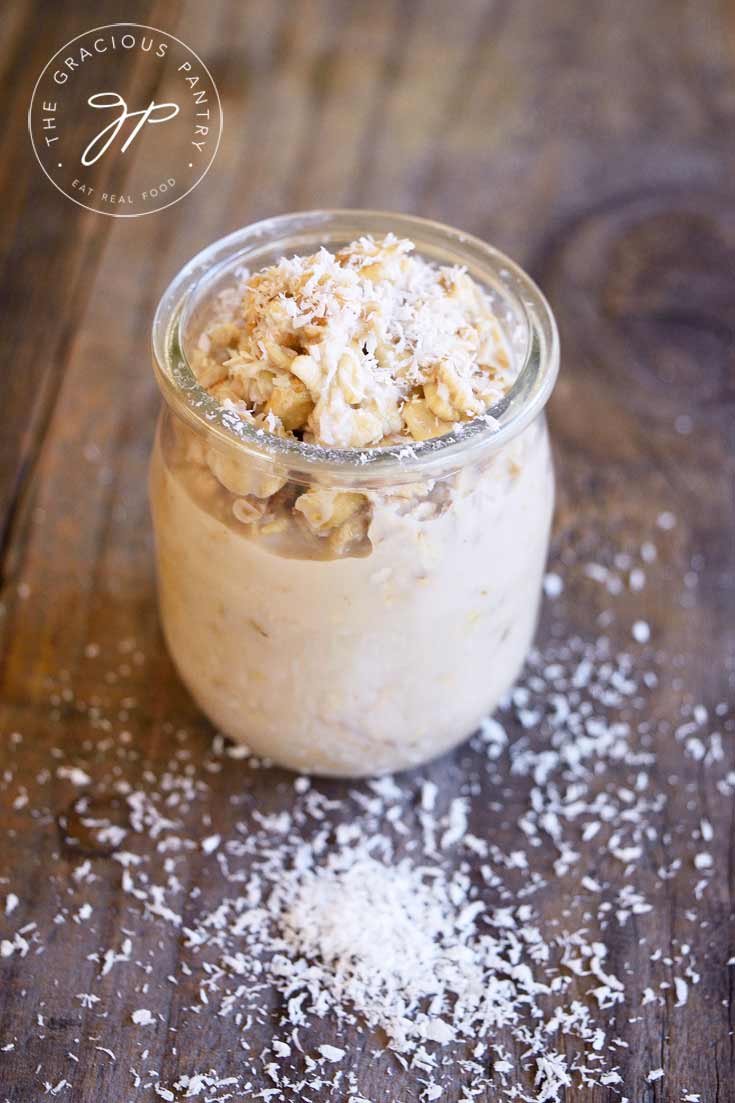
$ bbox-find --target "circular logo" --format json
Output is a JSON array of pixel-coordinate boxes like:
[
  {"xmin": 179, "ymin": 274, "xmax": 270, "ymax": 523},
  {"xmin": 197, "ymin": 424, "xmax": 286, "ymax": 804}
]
[{"xmin": 28, "ymin": 23, "xmax": 222, "ymax": 217}]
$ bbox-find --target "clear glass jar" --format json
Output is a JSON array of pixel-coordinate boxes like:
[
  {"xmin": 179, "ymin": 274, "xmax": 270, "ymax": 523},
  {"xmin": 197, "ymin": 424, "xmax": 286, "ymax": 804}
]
[{"xmin": 149, "ymin": 210, "xmax": 559, "ymax": 777}]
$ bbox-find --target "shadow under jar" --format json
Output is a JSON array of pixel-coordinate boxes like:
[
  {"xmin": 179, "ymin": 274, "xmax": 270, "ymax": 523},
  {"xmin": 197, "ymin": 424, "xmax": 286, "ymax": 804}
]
[{"xmin": 149, "ymin": 210, "xmax": 559, "ymax": 777}]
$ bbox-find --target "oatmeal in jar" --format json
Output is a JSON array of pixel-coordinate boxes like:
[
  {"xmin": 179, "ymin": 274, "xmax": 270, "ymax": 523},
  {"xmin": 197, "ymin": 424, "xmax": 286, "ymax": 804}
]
[{"xmin": 150, "ymin": 211, "xmax": 559, "ymax": 776}]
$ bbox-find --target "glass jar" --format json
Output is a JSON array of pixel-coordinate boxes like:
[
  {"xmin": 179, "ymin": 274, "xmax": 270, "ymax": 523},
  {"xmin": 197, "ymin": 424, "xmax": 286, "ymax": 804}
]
[{"xmin": 149, "ymin": 210, "xmax": 559, "ymax": 777}]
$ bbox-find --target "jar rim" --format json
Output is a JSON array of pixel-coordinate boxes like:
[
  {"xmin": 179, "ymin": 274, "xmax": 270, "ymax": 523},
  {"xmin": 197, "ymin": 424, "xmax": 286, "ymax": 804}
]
[{"xmin": 152, "ymin": 209, "xmax": 559, "ymax": 486}]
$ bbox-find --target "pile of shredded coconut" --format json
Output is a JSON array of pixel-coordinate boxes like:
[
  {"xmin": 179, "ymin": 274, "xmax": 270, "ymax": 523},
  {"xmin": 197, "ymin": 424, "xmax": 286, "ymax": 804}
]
[
  {"xmin": 191, "ymin": 233, "xmax": 514, "ymax": 449},
  {"xmin": 1, "ymin": 508, "xmax": 733, "ymax": 1101}
]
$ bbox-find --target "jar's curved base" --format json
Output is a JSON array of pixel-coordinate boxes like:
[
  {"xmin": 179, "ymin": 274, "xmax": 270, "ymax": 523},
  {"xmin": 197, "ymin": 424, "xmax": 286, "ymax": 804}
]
[{"xmin": 158, "ymin": 588, "xmax": 535, "ymax": 778}]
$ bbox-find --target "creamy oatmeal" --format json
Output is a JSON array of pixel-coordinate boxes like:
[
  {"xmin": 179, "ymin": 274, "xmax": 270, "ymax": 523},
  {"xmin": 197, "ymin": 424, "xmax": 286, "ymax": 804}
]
[
  {"xmin": 150, "ymin": 215, "xmax": 558, "ymax": 776},
  {"xmin": 194, "ymin": 234, "xmax": 512, "ymax": 448}
]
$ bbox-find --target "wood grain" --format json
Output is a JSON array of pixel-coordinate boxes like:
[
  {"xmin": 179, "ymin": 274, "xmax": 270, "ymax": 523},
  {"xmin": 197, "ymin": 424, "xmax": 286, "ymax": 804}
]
[{"xmin": 0, "ymin": 1, "xmax": 733, "ymax": 1100}]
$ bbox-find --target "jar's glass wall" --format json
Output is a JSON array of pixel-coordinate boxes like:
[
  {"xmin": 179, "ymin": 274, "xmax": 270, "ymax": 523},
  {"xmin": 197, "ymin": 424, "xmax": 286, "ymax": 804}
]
[
  {"xmin": 150, "ymin": 402, "xmax": 554, "ymax": 775},
  {"xmin": 149, "ymin": 212, "xmax": 558, "ymax": 776}
]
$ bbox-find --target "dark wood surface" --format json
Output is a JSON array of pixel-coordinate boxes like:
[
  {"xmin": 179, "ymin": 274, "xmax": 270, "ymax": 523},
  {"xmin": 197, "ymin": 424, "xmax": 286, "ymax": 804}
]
[{"xmin": 1, "ymin": 1, "xmax": 734, "ymax": 1100}]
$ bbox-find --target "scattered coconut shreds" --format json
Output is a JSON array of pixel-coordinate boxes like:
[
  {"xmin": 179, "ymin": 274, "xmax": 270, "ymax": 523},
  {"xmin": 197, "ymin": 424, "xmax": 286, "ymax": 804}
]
[
  {"xmin": 631, "ymin": 620, "xmax": 651, "ymax": 644},
  {"xmin": 543, "ymin": 571, "xmax": 563, "ymax": 599},
  {"xmin": 0, "ymin": 525, "xmax": 732, "ymax": 1103}
]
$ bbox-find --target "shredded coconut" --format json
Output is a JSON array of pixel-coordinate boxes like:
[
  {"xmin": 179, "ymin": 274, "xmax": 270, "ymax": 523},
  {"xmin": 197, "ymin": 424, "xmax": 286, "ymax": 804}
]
[
  {"xmin": 131, "ymin": 1009, "xmax": 156, "ymax": 1026},
  {"xmin": 0, "ymin": 515, "xmax": 730, "ymax": 1100},
  {"xmin": 192, "ymin": 234, "xmax": 514, "ymax": 450}
]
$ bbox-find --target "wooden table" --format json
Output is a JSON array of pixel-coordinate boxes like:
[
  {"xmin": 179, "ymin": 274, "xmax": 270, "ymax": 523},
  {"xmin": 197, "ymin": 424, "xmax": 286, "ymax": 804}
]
[{"xmin": 1, "ymin": 2, "xmax": 733, "ymax": 1100}]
